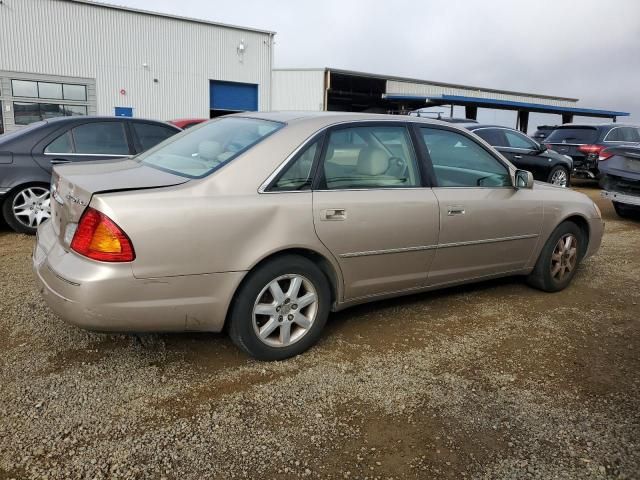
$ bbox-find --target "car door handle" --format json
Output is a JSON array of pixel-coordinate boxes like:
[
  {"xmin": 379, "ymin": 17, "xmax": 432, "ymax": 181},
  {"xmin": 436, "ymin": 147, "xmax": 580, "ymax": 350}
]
[
  {"xmin": 513, "ymin": 155, "xmax": 522, "ymax": 159},
  {"xmin": 447, "ymin": 205, "xmax": 465, "ymax": 216},
  {"xmin": 50, "ymin": 159, "xmax": 71, "ymax": 165},
  {"xmin": 322, "ymin": 208, "xmax": 347, "ymax": 221}
]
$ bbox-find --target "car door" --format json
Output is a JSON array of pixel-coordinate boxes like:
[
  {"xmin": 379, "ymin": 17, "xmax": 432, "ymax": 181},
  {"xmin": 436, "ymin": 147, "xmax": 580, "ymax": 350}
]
[
  {"xmin": 417, "ymin": 125, "xmax": 543, "ymax": 286},
  {"xmin": 33, "ymin": 120, "xmax": 133, "ymax": 172},
  {"xmin": 312, "ymin": 123, "xmax": 440, "ymax": 300}
]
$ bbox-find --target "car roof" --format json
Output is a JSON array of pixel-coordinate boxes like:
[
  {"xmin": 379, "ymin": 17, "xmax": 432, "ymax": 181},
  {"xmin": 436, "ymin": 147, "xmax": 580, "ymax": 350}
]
[
  {"xmin": 554, "ymin": 123, "xmax": 638, "ymax": 128},
  {"xmin": 44, "ymin": 116, "xmax": 177, "ymax": 126},
  {"xmin": 231, "ymin": 111, "xmax": 459, "ymax": 128},
  {"xmin": 466, "ymin": 124, "xmax": 522, "ymax": 132}
]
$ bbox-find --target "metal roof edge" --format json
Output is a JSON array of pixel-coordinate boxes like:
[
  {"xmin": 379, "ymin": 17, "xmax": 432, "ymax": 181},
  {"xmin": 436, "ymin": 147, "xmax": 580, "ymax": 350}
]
[{"xmin": 62, "ymin": 0, "xmax": 276, "ymax": 35}]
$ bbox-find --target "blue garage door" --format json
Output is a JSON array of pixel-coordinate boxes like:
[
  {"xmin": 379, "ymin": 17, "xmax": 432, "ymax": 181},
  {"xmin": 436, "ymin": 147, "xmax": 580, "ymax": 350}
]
[{"xmin": 210, "ymin": 81, "xmax": 258, "ymax": 112}]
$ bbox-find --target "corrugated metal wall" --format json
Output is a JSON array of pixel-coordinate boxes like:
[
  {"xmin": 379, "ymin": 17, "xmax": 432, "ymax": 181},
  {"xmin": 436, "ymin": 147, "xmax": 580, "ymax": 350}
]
[
  {"xmin": 0, "ymin": 0, "xmax": 273, "ymax": 121},
  {"xmin": 271, "ymin": 70, "xmax": 325, "ymax": 111},
  {"xmin": 386, "ymin": 80, "xmax": 575, "ymax": 108}
]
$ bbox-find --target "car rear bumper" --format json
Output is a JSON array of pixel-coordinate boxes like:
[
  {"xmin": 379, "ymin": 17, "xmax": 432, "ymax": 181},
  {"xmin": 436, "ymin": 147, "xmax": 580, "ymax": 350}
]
[
  {"xmin": 32, "ymin": 220, "xmax": 244, "ymax": 333},
  {"xmin": 601, "ymin": 190, "xmax": 640, "ymax": 207}
]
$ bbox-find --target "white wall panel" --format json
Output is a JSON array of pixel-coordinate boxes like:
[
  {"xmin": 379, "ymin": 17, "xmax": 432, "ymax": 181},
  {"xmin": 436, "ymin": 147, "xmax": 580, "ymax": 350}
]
[
  {"xmin": 272, "ymin": 70, "xmax": 325, "ymax": 111},
  {"xmin": 386, "ymin": 80, "xmax": 575, "ymax": 108}
]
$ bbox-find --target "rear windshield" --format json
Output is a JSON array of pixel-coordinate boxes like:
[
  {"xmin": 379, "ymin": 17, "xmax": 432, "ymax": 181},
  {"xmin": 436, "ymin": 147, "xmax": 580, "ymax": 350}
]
[
  {"xmin": 546, "ymin": 127, "xmax": 598, "ymax": 144},
  {"xmin": 138, "ymin": 117, "xmax": 284, "ymax": 178}
]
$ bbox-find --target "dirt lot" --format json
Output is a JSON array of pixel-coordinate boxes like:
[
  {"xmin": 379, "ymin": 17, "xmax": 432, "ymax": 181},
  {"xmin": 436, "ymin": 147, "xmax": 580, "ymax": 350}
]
[{"xmin": 0, "ymin": 183, "xmax": 638, "ymax": 480}]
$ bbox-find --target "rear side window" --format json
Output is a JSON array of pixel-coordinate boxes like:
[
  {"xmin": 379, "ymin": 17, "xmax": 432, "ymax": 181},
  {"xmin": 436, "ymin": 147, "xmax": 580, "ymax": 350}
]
[
  {"xmin": 132, "ymin": 122, "xmax": 178, "ymax": 151},
  {"xmin": 269, "ymin": 138, "xmax": 320, "ymax": 191},
  {"xmin": 473, "ymin": 128, "xmax": 507, "ymax": 147},
  {"xmin": 607, "ymin": 127, "xmax": 640, "ymax": 142},
  {"xmin": 421, "ymin": 127, "xmax": 511, "ymax": 188},
  {"xmin": 45, "ymin": 131, "xmax": 73, "ymax": 154},
  {"xmin": 546, "ymin": 127, "xmax": 598, "ymax": 144},
  {"xmin": 72, "ymin": 122, "xmax": 130, "ymax": 155},
  {"xmin": 139, "ymin": 117, "xmax": 283, "ymax": 178}
]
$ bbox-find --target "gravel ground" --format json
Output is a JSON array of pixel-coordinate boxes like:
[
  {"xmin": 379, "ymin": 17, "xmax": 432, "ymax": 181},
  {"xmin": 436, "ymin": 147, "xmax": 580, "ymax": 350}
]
[{"xmin": 0, "ymin": 183, "xmax": 639, "ymax": 480}]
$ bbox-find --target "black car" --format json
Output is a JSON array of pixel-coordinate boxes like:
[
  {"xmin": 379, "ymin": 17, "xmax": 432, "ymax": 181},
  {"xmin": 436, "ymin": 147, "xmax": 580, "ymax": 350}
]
[
  {"xmin": 544, "ymin": 123, "xmax": 640, "ymax": 179},
  {"xmin": 531, "ymin": 125, "xmax": 558, "ymax": 143},
  {"xmin": 0, "ymin": 116, "xmax": 180, "ymax": 234},
  {"xmin": 466, "ymin": 125, "xmax": 573, "ymax": 187}
]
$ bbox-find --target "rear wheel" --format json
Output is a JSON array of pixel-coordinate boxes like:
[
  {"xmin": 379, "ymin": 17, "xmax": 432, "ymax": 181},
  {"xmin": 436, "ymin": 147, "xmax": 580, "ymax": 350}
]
[
  {"xmin": 2, "ymin": 184, "xmax": 51, "ymax": 234},
  {"xmin": 548, "ymin": 166, "xmax": 570, "ymax": 187},
  {"xmin": 228, "ymin": 255, "xmax": 330, "ymax": 360},
  {"xmin": 527, "ymin": 221, "xmax": 585, "ymax": 292}
]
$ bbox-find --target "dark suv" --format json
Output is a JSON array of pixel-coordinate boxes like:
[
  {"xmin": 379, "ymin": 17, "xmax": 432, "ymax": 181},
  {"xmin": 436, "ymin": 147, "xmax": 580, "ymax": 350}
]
[
  {"xmin": 0, "ymin": 116, "xmax": 180, "ymax": 234},
  {"xmin": 544, "ymin": 124, "xmax": 640, "ymax": 179}
]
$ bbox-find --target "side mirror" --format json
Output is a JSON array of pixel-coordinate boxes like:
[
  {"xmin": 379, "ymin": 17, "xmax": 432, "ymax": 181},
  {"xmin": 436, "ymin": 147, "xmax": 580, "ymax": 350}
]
[
  {"xmin": 537, "ymin": 143, "xmax": 548, "ymax": 153},
  {"xmin": 514, "ymin": 169, "xmax": 534, "ymax": 189}
]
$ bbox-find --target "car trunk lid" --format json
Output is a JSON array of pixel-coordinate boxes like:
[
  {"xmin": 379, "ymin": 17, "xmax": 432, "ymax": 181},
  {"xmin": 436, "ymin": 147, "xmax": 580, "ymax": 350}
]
[{"xmin": 50, "ymin": 159, "xmax": 188, "ymax": 246}]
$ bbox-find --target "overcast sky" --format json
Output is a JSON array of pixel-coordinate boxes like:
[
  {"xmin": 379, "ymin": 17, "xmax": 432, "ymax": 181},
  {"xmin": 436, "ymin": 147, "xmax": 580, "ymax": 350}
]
[{"xmin": 107, "ymin": 0, "xmax": 639, "ymax": 130}]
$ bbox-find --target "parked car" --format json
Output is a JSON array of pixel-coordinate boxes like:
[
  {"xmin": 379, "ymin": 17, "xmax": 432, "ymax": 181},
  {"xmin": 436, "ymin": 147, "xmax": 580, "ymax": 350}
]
[
  {"xmin": 467, "ymin": 125, "xmax": 573, "ymax": 187},
  {"xmin": 168, "ymin": 118, "xmax": 207, "ymax": 129},
  {"xmin": 544, "ymin": 123, "xmax": 640, "ymax": 179},
  {"xmin": 0, "ymin": 116, "xmax": 180, "ymax": 234},
  {"xmin": 598, "ymin": 145, "xmax": 640, "ymax": 218},
  {"xmin": 33, "ymin": 112, "xmax": 604, "ymax": 360},
  {"xmin": 531, "ymin": 125, "xmax": 558, "ymax": 143}
]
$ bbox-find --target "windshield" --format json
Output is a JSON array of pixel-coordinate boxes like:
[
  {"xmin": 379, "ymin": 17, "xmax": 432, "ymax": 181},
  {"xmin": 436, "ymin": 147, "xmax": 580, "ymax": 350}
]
[
  {"xmin": 138, "ymin": 117, "xmax": 284, "ymax": 178},
  {"xmin": 546, "ymin": 127, "xmax": 598, "ymax": 144}
]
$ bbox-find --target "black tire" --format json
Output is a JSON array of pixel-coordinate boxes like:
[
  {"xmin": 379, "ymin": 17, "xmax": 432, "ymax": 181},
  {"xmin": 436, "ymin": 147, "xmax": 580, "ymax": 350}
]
[
  {"xmin": 547, "ymin": 166, "xmax": 570, "ymax": 187},
  {"xmin": 613, "ymin": 201, "xmax": 636, "ymax": 219},
  {"xmin": 2, "ymin": 183, "xmax": 51, "ymax": 235},
  {"xmin": 228, "ymin": 255, "xmax": 331, "ymax": 361},
  {"xmin": 526, "ymin": 221, "xmax": 585, "ymax": 292}
]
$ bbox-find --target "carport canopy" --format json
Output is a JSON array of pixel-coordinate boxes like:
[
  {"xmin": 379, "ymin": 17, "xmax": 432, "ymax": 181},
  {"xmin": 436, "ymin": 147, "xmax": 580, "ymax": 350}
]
[{"xmin": 383, "ymin": 93, "xmax": 630, "ymax": 133}]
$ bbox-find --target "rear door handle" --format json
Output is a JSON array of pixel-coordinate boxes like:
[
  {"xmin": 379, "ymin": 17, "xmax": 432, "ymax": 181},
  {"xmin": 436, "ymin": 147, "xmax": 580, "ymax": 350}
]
[
  {"xmin": 513, "ymin": 155, "xmax": 522, "ymax": 159},
  {"xmin": 447, "ymin": 205, "xmax": 465, "ymax": 216},
  {"xmin": 50, "ymin": 159, "xmax": 71, "ymax": 165},
  {"xmin": 322, "ymin": 208, "xmax": 347, "ymax": 221}
]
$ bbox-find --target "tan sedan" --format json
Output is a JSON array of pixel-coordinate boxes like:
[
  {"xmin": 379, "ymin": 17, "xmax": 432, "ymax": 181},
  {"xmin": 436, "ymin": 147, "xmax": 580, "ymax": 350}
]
[{"xmin": 33, "ymin": 112, "xmax": 604, "ymax": 360}]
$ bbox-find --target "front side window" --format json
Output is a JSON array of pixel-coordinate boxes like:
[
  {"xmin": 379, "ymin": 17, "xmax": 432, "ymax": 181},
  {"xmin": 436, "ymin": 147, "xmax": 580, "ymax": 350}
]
[
  {"xmin": 269, "ymin": 138, "xmax": 320, "ymax": 191},
  {"xmin": 622, "ymin": 127, "xmax": 640, "ymax": 142},
  {"xmin": 421, "ymin": 127, "xmax": 511, "ymax": 188},
  {"xmin": 139, "ymin": 117, "xmax": 283, "ymax": 178},
  {"xmin": 321, "ymin": 125, "xmax": 421, "ymax": 189},
  {"xmin": 72, "ymin": 122, "xmax": 129, "ymax": 155},
  {"xmin": 132, "ymin": 122, "xmax": 178, "ymax": 151},
  {"xmin": 504, "ymin": 130, "xmax": 538, "ymax": 149}
]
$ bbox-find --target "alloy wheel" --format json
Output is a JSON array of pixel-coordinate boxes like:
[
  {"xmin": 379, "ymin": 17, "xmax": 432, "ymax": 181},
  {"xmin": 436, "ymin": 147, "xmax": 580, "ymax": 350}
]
[
  {"xmin": 252, "ymin": 274, "xmax": 318, "ymax": 348},
  {"xmin": 12, "ymin": 187, "xmax": 51, "ymax": 228},
  {"xmin": 550, "ymin": 169, "xmax": 568, "ymax": 187},
  {"xmin": 550, "ymin": 233, "xmax": 577, "ymax": 282}
]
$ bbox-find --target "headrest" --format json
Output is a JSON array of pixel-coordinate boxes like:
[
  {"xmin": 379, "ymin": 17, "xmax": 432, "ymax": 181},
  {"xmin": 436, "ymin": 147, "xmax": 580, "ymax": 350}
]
[
  {"xmin": 198, "ymin": 140, "xmax": 223, "ymax": 161},
  {"xmin": 356, "ymin": 147, "xmax": 389, "ymax": 175}
]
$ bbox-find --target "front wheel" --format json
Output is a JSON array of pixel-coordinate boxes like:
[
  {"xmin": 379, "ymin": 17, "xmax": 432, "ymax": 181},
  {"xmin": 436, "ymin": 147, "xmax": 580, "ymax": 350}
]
[
  {"xmin": 527, "ymin": 221, "xmax": 585, "ymax": 292},
  {"xmin": 548, "ymin": 166, "xmax": 570, "ymax": 187},
  {"xmin": 228, "ymin": 255, "xmax": 330, "ymax": 361},
  {"xmin": 2, "ymin": 184, "xmax": 51, "ymax": 234}
]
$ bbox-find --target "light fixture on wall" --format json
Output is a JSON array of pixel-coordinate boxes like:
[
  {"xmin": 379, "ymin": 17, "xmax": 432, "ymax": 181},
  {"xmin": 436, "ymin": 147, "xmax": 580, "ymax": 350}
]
[{"xmin": 237, "ymin": 40, "xmax": 246, "ymax": 62}]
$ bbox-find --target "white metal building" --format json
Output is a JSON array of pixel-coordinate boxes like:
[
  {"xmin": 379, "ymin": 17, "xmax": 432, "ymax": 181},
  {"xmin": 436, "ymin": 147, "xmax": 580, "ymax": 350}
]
[
  {"xmin": 272, "ymin": 68, "xmax": 629, "ymax": 132},
  {"xmin": 0, "ymin": 0, "xmax": 274, "ymax": 133}
]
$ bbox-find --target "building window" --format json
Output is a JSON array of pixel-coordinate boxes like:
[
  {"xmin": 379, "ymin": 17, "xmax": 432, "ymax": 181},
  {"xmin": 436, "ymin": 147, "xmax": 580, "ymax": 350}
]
[
  {"xmin": 0, "ymin": 101, "xmax": 4, "ymax": 135},
  {"xmin": 11, "ymin": 79, "xmax": 87, "ymax": 101},
  {"xmin": 63, "ymin": 84, "xmax": 87, "ymax": 101},
  {"xmin": 13, "ymin": 102, "xmax": 88, "ymax": 125},
  {"xmin": 12, "ymin": 80, "xmax": 39, "ymax": 98}
]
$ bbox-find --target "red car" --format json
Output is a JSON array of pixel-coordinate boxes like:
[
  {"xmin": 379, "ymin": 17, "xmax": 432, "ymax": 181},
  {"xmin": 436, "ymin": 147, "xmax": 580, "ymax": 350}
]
[{"xmin": 168, "ymin": 118, "xmax": 207, "ymax": 129}]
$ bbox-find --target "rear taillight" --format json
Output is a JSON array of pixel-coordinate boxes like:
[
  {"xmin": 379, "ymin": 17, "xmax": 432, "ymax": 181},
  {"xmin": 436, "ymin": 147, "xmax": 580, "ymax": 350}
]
[
  {"xmin": 598, "ymin": 149, "xmax": 614, "ymax": 161},
  {"xmin": 578, "ymin": 144, "xmax": 604, "ymax": 155},
  {"xmin": 70, "ymin": 207, "xmax": 135, "ymax": 262}
]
